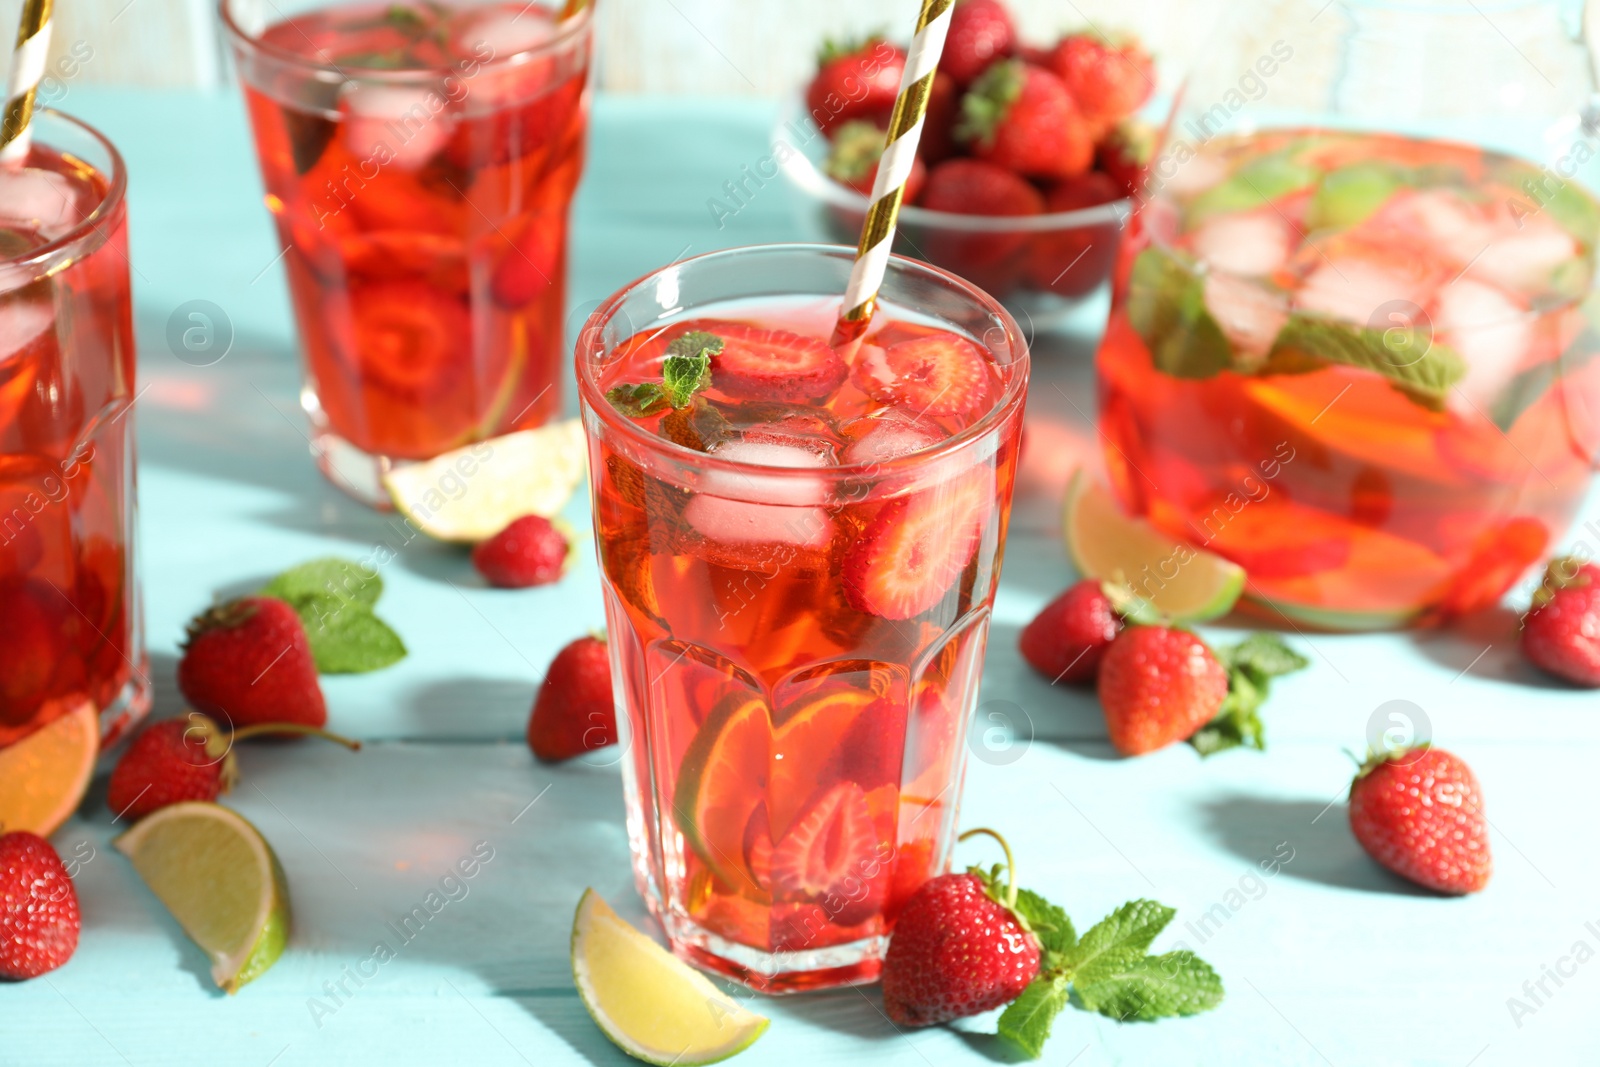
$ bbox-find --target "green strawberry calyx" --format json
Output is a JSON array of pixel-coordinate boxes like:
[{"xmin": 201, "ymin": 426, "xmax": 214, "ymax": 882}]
[
  {"xmin": 1189, "ymin": 632, "xmax": 1310, "ymax": 758},
  {"xmin": 1532, "ymin": 556, "xmax": 1595, "ymax": 609},
  {"xmin": 956, "ymin": 59, "xmax": 1024, "ymax": 146},
  {"xmin": 1350, "ymin": 742, "xmax": 1430, "ymax": 784}
]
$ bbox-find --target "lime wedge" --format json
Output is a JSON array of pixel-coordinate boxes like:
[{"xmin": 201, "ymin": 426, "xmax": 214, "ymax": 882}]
[
  {"xmin": 113, "ymin": 801, "xmax": 290, "ymax": 993},
  {"xmin": 382, "ymin": 418, "xmax": 588, "ymax": 543},
  {"xmin": 572, "ymin": 889, "xmax": 768, "ymax": 1065},
  {"xmin": 1063, "ymin": 470, "xmax": 1245, "ymax": 622}
]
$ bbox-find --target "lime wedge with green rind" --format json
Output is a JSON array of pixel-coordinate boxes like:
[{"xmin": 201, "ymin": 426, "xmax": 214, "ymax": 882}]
[
  {"xmin": 382, "ymin": 418, "xmax": 587, "ymax": 543},
  {"xmin": 572, "ymin": 889, "xmax": 768, "ymax": 1065},
  {"xmin": 113, "ymin": 801, "xmax": 290, "ymax": 993},
  {"xmin": 673, "ymin": 692, "xmax": 770, "ymax": 898},
  {"xmin": 1063, "ymin": 470, "xmax": 1245, "ymax": 622}
]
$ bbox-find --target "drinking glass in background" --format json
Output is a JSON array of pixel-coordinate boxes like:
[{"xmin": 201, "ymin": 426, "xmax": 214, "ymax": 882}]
[
  {"xmin": 1099, "ymin": 0, "xmax": 1600, "ymax": 629},
  {"xmin": 222, "ymin": 0, "xmax": 593, "ymax": 504},
  {"xmin": 577, "ymin": 244, "xmax": 1029, "ymax": 991},
  {"xmin": 1, "ymin": 109, "xmax": 148, "ymax": 748}
]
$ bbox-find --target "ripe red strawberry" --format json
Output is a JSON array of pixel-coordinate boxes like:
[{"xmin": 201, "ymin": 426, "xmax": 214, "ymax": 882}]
[
  {"xmin": 842, "ymin": 472, "xmax": 989, "ymax": 620},
  {"xmin": 528, "ymin": 635, "xmax": 616, "ymax": 761},
  {"xmin": 853, "ymin": 330, "xmax": 994, "ymax": 418},
  {"xmin": 702, "ymin": 321, "xmax": 848, "ymax": 402},
  {"xmin": 882, "ymin": 869, "xmax": 1041, "ymax": 1025},
  {"xmin": 1043, "ymin": 170, "xmax": 1125, "ymax": 212},
  {"xmin": 107, "ymin": 714, "xmax": 360, "ymax": 822},
  {"xmin": 1047, "ymin": 32, "xmax": 1155, "ymax": 134},
  {"xmin": 1027, "ymin": 171, "xmax": 1126, "ymax": 295},
  {"xmin": 920, "ymin": 157, "xmax": 1045, "ymax": 217},
  {"xmin": 1521, "ymin": 558, "xmax": 1600, "ymax": 687},
  {"xmin": 1097, "ymin": 119, "xmax": 1156, "ymax": 197},
  {"xmin": 957, "ymin": 61, "xmax": 1093, "ymax": 180},
  {"xmin": 806, "ymin": 38, "xmax": 906, "ymax": 138},
  {"xmin": 1019, "ymin": 580, "xmax": 1123, "ymax": 684},
  {"xmin": 917, "ymin": 71, "xmax": 961, "ymax": 165},
  {"xmin": 942, "ymin": 0, "xmax": 1016, "ymax": 85},
  {"xmin": 823, "ymin": 120, "xmax": 928, "ymax": 203},
  {"xmin": 0, "ymin": 831, "xmax": 80, "ymax": 980},
  {"xmin": 1348, "ymin": 746, "xmax": 1492, "ymax": 894},
  {"xmin": 1097, "ymin": 626, "xmax": 1228, "ymax": 755},
  {"xmin": 472, "ymin": 515, "xmax": 572, "ymax": 589},
  {"xmin": 177, "ymin": 597, "xmax": 327, "ymax": 729}
]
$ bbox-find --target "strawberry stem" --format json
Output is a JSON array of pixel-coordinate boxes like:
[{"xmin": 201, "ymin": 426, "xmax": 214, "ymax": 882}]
[
  {"xmin": 958, "ymin": 827, "xmax": 1018, "ymax": 909},
  {"xmin": 228, "ymin": 723, "xmax": 362, "ymax": 751}
]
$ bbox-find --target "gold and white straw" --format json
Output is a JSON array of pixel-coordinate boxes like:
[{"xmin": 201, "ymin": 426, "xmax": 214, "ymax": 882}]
[
  {"xmin": 0, "ymin": 0, "xmax": 55, "ymax": 165},
  {"xmin": 834, "ymin": 0, "xmax": 954, "ymax": 341}
]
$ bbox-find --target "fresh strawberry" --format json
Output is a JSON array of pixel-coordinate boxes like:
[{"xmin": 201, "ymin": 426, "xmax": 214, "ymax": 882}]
[
  {"xmin": 770, "ymin": 781, "xmax": 887, "ymax": 927},
  {"xmin": 0, "ymin": 578, "xmax": 82, "ymax": 737},
  {"xmin": 806, "ymin": 38, "xmax": 906, "ymax": 138},
  {"xmin": 0, "ymin": 831, "xmax": 80, "ymax": 980},
  {"xmin": 1348, "ymin": 746, "xmax": 1492, "ymax": 894},
  {"xmin": 177, "ymin": 597, "xmax": 328, "ymax": 730},
  {"xmin": 853, "ymin": 330, "xmax": 994, "ymax": 418},
  {"xmin": 1521, "ymin": 558, "xmax": 1600, "ymax": 687},
  {"xmin": 107, "ymin": 714, "xmax": 360, "ymax": 823},
  {"xmin": 957, "ymin": 60, "xmax": 1093, "ymax": 180},
  {"xmin": 942, "ymin": 0, "xmax": 1016, "ymax": 85},
  {"xmin": 1019, "ymin": 580, "xmax": 1123, "ymax": 684},
  {"xmin": 345, "ymin": 280, "xmax": 471, "ymax": 397},
  {"xmin": 1026, "ymin": 172, "xmax": 1126, "ymax": 296},
  {"xmin": 489, "ymin": 210, "xmax": 563, "ymax": 309},
  {"xmin": 1096, "ymin": 625, "xmax": 1228, "ymax": 755},
  {"xmin": 472, "ymin": 515, "xmax": 572, "ymax": 589},
  {"xmin": 703, "ymin": 322, "xmax": 848, "ymax": 402},
  {"xmin": 882, "ymin": 864, "xmax": 1040, "ymax": 1025},
  {"xmin": 842, "ymin": 472, "xmax": 989, "ymax": 620},
  {"xmin": 918, "ymin": 71, "xmax": 961, "ymax": 165},
  {"xmin": 528, "ymin": 635, "xmax": 616, "ymax": 761},
  {"xmin": 920, "ymin": 157, "xmax": 1045, "ymax": 217},
  {"xmin": 1098, "ymin": 119, "xmax": 1156, "ymax": 197},
  {"xmin": 1043, "ymin": 170, "xmax": 1125, "ymax": 212},
  {"xmin": 1047, "ymin": 32, "xmax": 1155, "ymax": 134},
  {"xmin": 823, "ymin": 121, "xmax": 928, "ymax": 203}
]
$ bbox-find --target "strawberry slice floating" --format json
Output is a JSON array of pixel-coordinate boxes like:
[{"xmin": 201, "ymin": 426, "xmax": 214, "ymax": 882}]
[
  {"xmin": 346, "ymin": 280, "xmax": 471, "ymax": 396},
  {"xmin": 769, "ymin": 780, "xmax": 887, "ymax": 927},
  {"xmin": 855, "ymin": 330, "xmax": 994, "ymax": 419},
  {"xmin": 702, "ymin": 321, "xmax": 848, "ymax": 402},
  {"xmin": 842, "ymin": 473, "xmax": 991, "ymax": 620}
]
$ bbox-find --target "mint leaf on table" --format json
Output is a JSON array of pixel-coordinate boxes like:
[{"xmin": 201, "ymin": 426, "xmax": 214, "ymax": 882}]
[
  {"xmin": 1267, "ymin": 314, "xmax": 1466, "ymax": 410},
  {"xmin": 1190, "ymin": 633, "xmax": 1308, "ymax": 757},
  {"xmin": 1066, "ymin": 899, "xmax": 1176, "ymax": 977},
  {"xmin": 996, "ymin": 974, "xmax": 1069, "ymax": 1059},
  {"xmin": 259, "ymin": 557, "xmax": 406, "ymax": 675},
  {"xmin": 1013, "ymin": 888, "xmax": 1076, "ymax": 958},
  {"xmin": 1073, "ymin": 951, "xmax": 1226, "ymax": 1021},
  {"xmin": 1126, "ymin": 246, "xmax": 1233, "ymax": 381}
]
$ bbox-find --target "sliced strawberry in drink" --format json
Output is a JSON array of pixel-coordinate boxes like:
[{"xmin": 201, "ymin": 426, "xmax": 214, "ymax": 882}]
[
  {"xmin": 489, "ymin": 212, "xmax": 562, "ymax": 308},
  {"xmin": 704, "ymin": 322, "xmax": 848, "ymax": 402},
  {"xmin": 842, "ymin": 473, "xmax": 990, "ymax": 620},
  {"xmin": 769, "ymin": 780, "xmax": 888, "ymax": 928},
  {"xmin": 346, "ymin": 280, "xmax": 471, "ymax": 396},
  {"xmin": 0, "ymin": 578, "xmax": 84, "ymax": 731},
  {"xmin": 341, "ymin": 231, "xmax": 470, "ymax": 293},
  {"xmin": 834, "ymin": 697, "xmax": 909, "ymax": 789},
  {"xmin": 853, "ymin": 331, "xmax": 993, "ymax": 419}
]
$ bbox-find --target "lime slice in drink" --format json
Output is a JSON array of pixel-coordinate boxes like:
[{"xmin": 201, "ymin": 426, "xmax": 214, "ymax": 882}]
[
  {"xmin": 1062, "ymin": 470, "xmax": 1245, "ymax": 622},
  {"xmin": 113, "ymin": 801, "xmax": 290, "ymax": 993},
  {"xmin": 382, "ymin": 418, "xmax": 587, "ymax": 543},
  {"xmin": 572, "ymin": 889, "xmax": 768, "ymax": 1065},
  {"xmin": 0, "ymin": 700, "xmax": 97, "ymax": 836},
  {"xmin": 673, "ymin": 692, "xmax": 771, "ymax": 898}
]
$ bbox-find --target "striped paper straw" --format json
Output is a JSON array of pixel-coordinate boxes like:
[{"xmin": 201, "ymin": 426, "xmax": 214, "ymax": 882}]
[
  {"xmin": 833, "ymin": 0, "xmax": 954, "ymax": 344},
  {"xmin": 0, "ymin": 0, "xmax": 54, "ymax": 165}
]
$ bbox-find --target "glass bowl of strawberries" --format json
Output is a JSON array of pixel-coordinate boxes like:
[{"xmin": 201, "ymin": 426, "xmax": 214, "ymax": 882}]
[{"xmin": 776, "ymin": 0, "xmax": 1153, "ymax": 305}]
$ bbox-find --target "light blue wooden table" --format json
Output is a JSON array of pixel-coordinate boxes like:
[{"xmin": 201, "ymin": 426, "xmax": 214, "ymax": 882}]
[{"xmin": 9, "ymin": 86, "xmax": 1600, "ymax": 1066}]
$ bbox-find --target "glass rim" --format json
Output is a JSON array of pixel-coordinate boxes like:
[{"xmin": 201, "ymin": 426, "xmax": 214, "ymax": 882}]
[
  {"xmin": 574, "ymin": 242, "xmax": 1031, "ymax": 479},
  {"xmin": 1, "ymin": 108, "xmax": 127, "ymax": 282},
  {"xmin": 218, "ymin": 0, "xmax": 595, "ymax": 81}
]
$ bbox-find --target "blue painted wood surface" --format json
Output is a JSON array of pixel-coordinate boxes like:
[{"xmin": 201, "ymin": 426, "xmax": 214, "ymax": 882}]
[{"xmin": 6, "ymin": 87, "xmax": 1599, "ymax": 1066}]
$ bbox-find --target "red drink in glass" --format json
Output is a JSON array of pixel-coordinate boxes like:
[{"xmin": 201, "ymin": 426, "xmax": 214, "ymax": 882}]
[
  {"xmin": 223, "ymin": 0, "xmax": 591, "ymax": 503},
  {"xmin": 0, "ymin": 110, "xmax": 147, "ymax": 748},
  {"xmin": 578, "ymin": 245, "xmax": 1028, "ymax": 991}
]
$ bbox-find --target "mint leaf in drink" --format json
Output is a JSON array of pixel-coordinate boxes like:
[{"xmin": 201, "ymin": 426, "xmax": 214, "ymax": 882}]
[
  {"xmin": 605, "ymin": 381, "xmax": 669, "ymax": 418},
  {"xmin": 662, "ymin": 331, "xmax": 721, "ymax": 408},
  {"xmin": 1126, "ymin": 247, "xmax": 1233, "ymax": 380},
  {"xmin": 1267, "ymin": 314, "xmax": 1467, "ymax": 410},
  {"xmin": 1073, "ymin": 951, "xmax": 1226, "ymax": 1021},
  {"xmin": 259, "ymin": 557, "xmax": 405, "ymax": 674},
  {"xmin": 1012, "ymin": 888, "xmax": 1075, "ymax": 959},
  {"xmin": 1305, "ymin": 161, "xmax": 1401, "ymax": 231},
  {"xmin": 996, "ymin": 974, "xmax": 1069, "ymax": 1059},
  {"xmin": 1184, "ymin": 153, "xmax": 1321, "ymax": 227},
  {"xmin": 261, "ymin": 557, "xmax": 382, "ymax": 610},
  {"xmin": 1191, "ymin": 633, "xmax": 1307, "ymax": 757},
  {"xmin": 1064, "ymin": 899, "xmax": 1175, "ymax": 978}
]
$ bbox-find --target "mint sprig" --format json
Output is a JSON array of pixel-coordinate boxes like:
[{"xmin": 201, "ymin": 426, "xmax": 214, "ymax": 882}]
[
  {"xmin": 259, "ymin": 558, "xmax": 406, "ymax": 674},
  {"xmin": 1267, "ymin": 315, "xmax": 1466, "ymax": 410},
  {"xmin": 1125, "ymin": 246, "xmax": 1234, "ymax": 381},
  {"xmin": 605, "ymin": 331, "xmax": 721, "ymax": 417},
  {"xmin": 1189, "ymin": 632, "xmax": 1309, "ymax": 757}
]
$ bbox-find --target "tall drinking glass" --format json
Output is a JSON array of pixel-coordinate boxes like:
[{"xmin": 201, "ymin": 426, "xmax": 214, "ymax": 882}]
[
  {"xmin": 222, "ymin": 0, "xmax": 593, "ymax": 504},
  {"xmin": 577, "ymin": 244, "xmax": 1029, "ymax": 991},
  {"xmin": 0, "ymin": 109, "xmax": 148, "ymax": 748}
]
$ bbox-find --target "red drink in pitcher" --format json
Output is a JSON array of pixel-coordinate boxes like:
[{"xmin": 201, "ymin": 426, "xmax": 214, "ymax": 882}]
[
  {"xmin": 1, "ymin": 112, "xmax": 147, "ymax": 747},
  {"xmin": 224, "ymin": 0, "xmax": 591, "ymax": 501},
  {"xmin": 578, "ymin": 246, "xmax": 1028, "ymax": 991},
  {"xmin": 1100, "ymin": 129, "xmax": 1600, "ymax": 629}
]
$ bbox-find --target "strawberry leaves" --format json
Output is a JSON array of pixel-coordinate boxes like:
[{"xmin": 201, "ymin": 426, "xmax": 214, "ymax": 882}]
[
  {"xmin": 258, "ymin": 558, "xmax": 406, "ymax": 674},
  {"xmin": 996, "ymin": 895, "xmax": 1224, "ymax": 1058},
  {"xmin": 606, "ymin": 332, "xmax": 721, "ymax": 417},
  {"xmin": 1189, "ymin": 633, "xmax": 1309, "ymax": 756}
]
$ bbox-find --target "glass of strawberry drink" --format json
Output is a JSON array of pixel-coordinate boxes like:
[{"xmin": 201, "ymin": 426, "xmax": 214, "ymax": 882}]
[
  {"xmin": 0, "ymin": 110, "xmax": 148, "ymax": 749},
  {"xmin": 1099, "ymin": 1, "xmax": 1600, "ymax": 629},
  {"xmin": 223, "ymin": 0, "xmax": 592, "ymax": 504},
  {"xmin": 577, "ymin": 244, "xmax": 1029, "ymax": 991}
]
